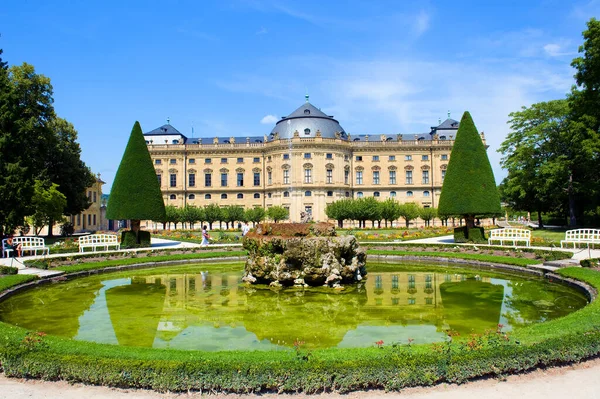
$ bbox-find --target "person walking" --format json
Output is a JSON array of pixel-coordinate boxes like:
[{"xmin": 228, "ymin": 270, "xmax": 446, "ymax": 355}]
[
  {"xmin": 241, "ymin": 222, "xmax": 250, "ymax": 237},
  {"xmin": 201, "ymin": 226, "xmax": 210, "ymax": 247}
]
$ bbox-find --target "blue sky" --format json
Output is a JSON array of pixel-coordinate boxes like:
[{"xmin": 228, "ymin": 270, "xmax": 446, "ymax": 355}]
[{"xmin": 1, "ymin": 0, "xmax": 598, "ymax": 190}]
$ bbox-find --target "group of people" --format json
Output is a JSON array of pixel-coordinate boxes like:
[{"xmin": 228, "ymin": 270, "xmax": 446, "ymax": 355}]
[{"xmin": 199, "ymin": 222, "xmax": 250, "ymax": 247}]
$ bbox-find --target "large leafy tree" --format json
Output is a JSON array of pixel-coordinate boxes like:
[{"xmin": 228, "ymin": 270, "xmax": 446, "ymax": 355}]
[
  {"xmin": 438, "ymin": 111, "xmax": 501, "ymax": 228},
  {"xmin": 245, "ymin": 206, "xmax": 266, "ymax": 227},
  {"xmin": 380, "ymin": 198, "xmax": 402, "ymax": 228},
  {"xmin": 29, "ymin": 180, "xmax": 67, "ymax": 235},
  {"xmin": 398, "ymin": 202, "xmax": 421, "ymax": 228},
  {"xmin": 499, "ymin": 100, "xmax": 570, "ymax": 227},
  {"xmin": 106, "ymin": 121, "xmax": 166, "ymax": 239},
  {"xmin": 266, "ymin": 206, "xmax": 289, "ymax": 223}
]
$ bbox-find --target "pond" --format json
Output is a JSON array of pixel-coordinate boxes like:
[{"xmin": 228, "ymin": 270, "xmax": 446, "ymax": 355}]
[{"xmin": 0, "ymin": 262, "xmax": 588, "ymax": 351}]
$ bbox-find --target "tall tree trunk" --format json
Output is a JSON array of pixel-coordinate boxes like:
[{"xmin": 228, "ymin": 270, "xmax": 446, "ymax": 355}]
[
  {"xmin": 131, "ymin": 219, "xmax": 141, "ymax": 244},
  {"xmin": 568, "ymin": 172, "xmax": 577, "ymax": 227},
  {"xmin": 48, "ymin": 217, "xmax": 54, "ymax": 237},
  {"xmin": 465, "ymin": 215, "xmax": 476, "ymax": 229},
  {"xmin": 537, "ymin": 210, "xmax": 544, "ymax": 229}
]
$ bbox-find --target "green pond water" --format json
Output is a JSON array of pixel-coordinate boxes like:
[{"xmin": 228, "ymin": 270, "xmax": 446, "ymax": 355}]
[{"xmin": 0, "ymin": 262, "xmax": 588, "ymax": 351}]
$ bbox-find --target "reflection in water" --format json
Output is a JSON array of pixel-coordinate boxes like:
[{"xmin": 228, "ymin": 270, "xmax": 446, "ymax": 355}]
[{"xmin": 0, "ymin": 265, "xmax": 588, "ymax": 351}]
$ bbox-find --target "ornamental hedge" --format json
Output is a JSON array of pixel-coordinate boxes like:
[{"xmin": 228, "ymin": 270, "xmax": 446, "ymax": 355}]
[
  {"xmin": 106, "ymin": 121, "xmax": 165, "ymax": 222},
  {"xmin": 1, "ymin": 260, "xmax": 600, "ymax": 393},
  {"xmin": 438, "ymin": 112, "xmax": 501, "ymax": 226}
]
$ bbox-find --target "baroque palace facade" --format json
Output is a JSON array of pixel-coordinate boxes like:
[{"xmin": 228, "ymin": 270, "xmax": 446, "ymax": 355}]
[{"xmin": 144, "ymin": 97, "xmax": 485, "ymax": 223}]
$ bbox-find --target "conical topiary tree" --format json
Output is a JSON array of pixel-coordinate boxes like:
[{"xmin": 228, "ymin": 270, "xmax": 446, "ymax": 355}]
[
  {"xmin": 438, "ymin": 112, "xmax": 501, "ymax": 239},
  {"xmin": 106, "ymin": 121, "xmax": 165, "ymax": 245}
]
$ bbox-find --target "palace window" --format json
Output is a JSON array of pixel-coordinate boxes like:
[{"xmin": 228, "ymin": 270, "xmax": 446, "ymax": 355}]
[
  {"xmin": 221, "ymin": 157, "xmax": 228, "ymax": 164},
  {"xmin": 283, "ymin": 169, "xmax": 290, "ymax": 184},
  {"xmin": 268, "ymin": 171, "xmax": 272, "ymax": 185},
  {"xmin": 157, "ymin": 174, "xmax": 162, "ymax": 186},
  {"xmin": 221, "ymin": 193, "xmax": 228, "ymax": 199},
  {"xmin": 188, "ymin": 173, "xmax": 195, "ymax": 187},
  {"xmin": 405, "ymin": 155, "xmax": 412, "ymax": 161},
  {"xmin": 356, "ymin": 171, "xmax": 363, "ymax": 185},
  {"xmin": 254, "ymin": 172, "xmax": 260, "ymax": 186},
  {"xmin": 205, "ymin": 173, "xmax": 212, "ymax": 187},
  {"xmin": 189, "ymin": 158, "xmax": 195, "ymax": 164},
  {"xmin": 327, "ymin": 191, "xmax": 333, "ymax": 197},
  {"xmin": 441, "ymin": 154, "xmax": 448, "ymax": 160},
  {"xmin": 345, "ymin": 191, "xmax": 350, "ymax": 197},
  {"xmin": 374, "ymin": 192, "xmax": 380, "ymax": 197},
  {"xmin": 155, "ymin": 159, "xmax": 162, "ymax": 165},
  {"xmin": 170, "ymin": 174, "xmax": 177, "ymax": 187},
  {"xmin": 189, "ymin": 194, "xmax": 195, "ymax": 200},
  {"xmin": 304, "ymin": 168, "xmax": 312, "ymax": 183},
  {"xmin": 356, "ymin": 155, "xmax": 363, "ymax": 161},
  {"xmin": 170, "ymin": 194, "xmax": 176, "ymax": 200},
  {"xmin": 357, "ymin": 192, "xmax": 364, "ymax": 198},
  {"xmin": 389, "ymin": 155, "xmax": 396, "ymax": 161},
  {"xmin": 221, "ymin": 173, "xmax": 228, "ymax": 187},
  {"xmin": 304, "ymin": 153, "xmax": 311, "ymax": 159},
  {"xmin": 422, "ymin": 155, "xmax": 429, "ymax": 161},
  {"xmin": 205, "ymin": 158, "xmax": 212, "ymax": 164},
  {"xmin": 284, "ymin": 191, "xmax": 290, "ymax": 197},
  {"xmin": 305, "ymin": 191, "xmax": 312, "ymax": 197},
  {"xmin": 326, "ymin": 169, "xmax": 333, "ymax": 184},
  {"xmin": 326, "ymin": 153, "xmax": 333, "ymax": 159},
  {"xmin": 237, "ymin": 173, "xmax": 244, "ymax": 187},
  {"xmin": 205, "ymin": 194, "xmax": 211, "ymax": 200},
  {"xmin": 390, "ymin": 191, "xmax": 396, "ymax": 197},
  {"xmin": 422, "ymin": 170, "xmax": 429, "ymax": 184},
  {"xmin": 344, "ymin": 169, "xmax": 349, "ymax": 185},
  {"xmin": 373, "ymin": 171, "xmax": 380, "ymax": 185},
  {"xmin": 237, "ymin": 157, "xmax": 244, "ymax": 163},
  {"xmin": 253, "ymin": 157, "xmax": 260, "ymax": 163},
  {"xmin": 170, "ymin": 159, "xmax": 176, "ymax": 164},
  {"xmin": 254, "ymin": 193, "xmax": 260, "ymax": 198},
  {"xmin": 304, "ymin": 128, "xmax": 310, "ymax": 135},
  {"xmin": 424, "ymin": 191, "xmax": 430, "ymax": 197},
  {"xmin": 373, "ymin": 155, "xmax": 379, "ymax": 161},
  {"xmin": 389, "ymin": 170, "xmax": 396, "ymax": 184},
  {"xmin": 237, "ymin": 193, "xmax": 244, "ymax": 199},
  {"xmin": 93, "ymin": 192, "xmax": 97, "ymax": 202},
  {"xmin": 442, "ymin": 169, "xmax": 446, "ymax": 181},
  {"xmin": 268, "ymin": 193, "xmax": 272, "ymax": 198},
  {"xmin": 406, "ymin": 170, "xmax": 413, "ymax": 184},
  {"xmin": 407, "ymin": 191, "xmax": 413, "ymax": 197},
  {"xmin": 283, "ymin": 153, "xmax": 290, "ymax": 160}
]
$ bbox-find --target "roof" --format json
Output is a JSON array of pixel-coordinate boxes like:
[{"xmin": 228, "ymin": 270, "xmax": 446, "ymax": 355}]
[
  {"xmin": 270, "ymin": 101, "xmax": 346, "ymax": 140},
  {"xmin": 434, "ymin": 118, "xmax": 459, "ymax": 130},
  {"xmin": 145, "ymin": 124, "xmax": 186, "ymax": 136}
]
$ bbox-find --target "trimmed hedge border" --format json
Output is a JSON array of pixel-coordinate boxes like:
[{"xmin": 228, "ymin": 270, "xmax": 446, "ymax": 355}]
[{"xmin": 1, "ymin": 254, "xmax": 600, "ymax": 393}]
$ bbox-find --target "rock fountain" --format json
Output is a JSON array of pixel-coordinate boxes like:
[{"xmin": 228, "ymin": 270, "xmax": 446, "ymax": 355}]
[{"xmin": 242, "ymin": 222, "xmax": 367, "ymax": 288}]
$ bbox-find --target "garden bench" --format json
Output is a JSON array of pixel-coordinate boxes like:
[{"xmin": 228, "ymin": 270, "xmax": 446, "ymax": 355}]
[
  {"xmin": 560, "ymin": 229, "xmax": 600, "ymax": 248},
  {"xmin": 78, "ymin": 234, "xmax": 120, "ymax": 252},
  {"xmin": 2, "ymin": 236, "xmax": 49, "ymax": 257},
  {"xmin": 488, "ymin": 228, "xmax": 531, "ymax": 247}
]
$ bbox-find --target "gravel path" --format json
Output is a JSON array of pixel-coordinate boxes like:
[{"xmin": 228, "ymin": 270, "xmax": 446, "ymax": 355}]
[{"xmin": 2, "ymin": 358, "xmax": 600, "ymax": 399}]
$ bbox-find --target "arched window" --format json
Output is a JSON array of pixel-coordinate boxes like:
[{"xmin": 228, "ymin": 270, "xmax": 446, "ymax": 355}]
[
  {"xmin": 221, "ymin": 193, "xmax": 228, "ymax": 199},
  {"xmin": 172, "ymin": 139, "xmax": 179, "ymax": 144},
  {"xmin": 407, "ymin": 191, "xmax": 413, "ymax": 197},
  {"xmin": 390, "ymin": 191, "xmax": 396, "ymax": 197},
  {"xmin": 283, "ymin": 191, "xmax": 290, "ymax": 197},
  {"xmin": 305, "ymin": 191, "xmax": 312, "ymax": 197},
  {"xmin": 237, "ymin": 193, "xmax": 244, "ymax": 199},
  {"xmin": 169, "ymin": 194, "xmax": 176, "ymax": 200},
  {"xmin": 374, "ymin": 191, "xmax": 380, "ymax": 197},
  {"xmin": 304, "ymin": 109, "xmax": 310, "ymax": 115},
  {"xmin": 205, "ymin": 194, "xmax": 211, "ymax": 200},
  {"xmin": 253, "ymin": 193, "xmax": 260, "ymax": 199},
  {"xmin": 423, "ymin": 191, "xmax": 430, "ymax": 197},
  {"xmin": 327, "ymin": 191, "xmax": 333, "ymax": 197},
  {"xmin": 345, "ymin": 191, "xmax": 350, "ymax": 197},
  {"xmin": 188, "ymin": 194, "xmax": 195, "ymax": 200},
  {"xmin": 357, "ymin": 192, "xmax": 364, "ymax": 198},
  {"xmin": 304, "ymin": 128, "xmax": 311, "ymax": 135}
]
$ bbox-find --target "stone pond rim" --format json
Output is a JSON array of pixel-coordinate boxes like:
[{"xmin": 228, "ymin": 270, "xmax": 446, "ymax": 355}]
[{"xmin": 242, "ymin": 223, "xmax": 367, "ymax": 288}]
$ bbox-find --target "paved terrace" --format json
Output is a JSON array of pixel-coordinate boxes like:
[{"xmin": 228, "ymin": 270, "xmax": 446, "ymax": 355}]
[{"xmin": 1, "ymin": 235, "xmax": 598, "ymax": 278}]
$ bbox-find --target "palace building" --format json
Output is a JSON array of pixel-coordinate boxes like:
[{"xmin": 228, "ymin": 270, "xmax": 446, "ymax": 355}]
[{"xmin": 144, "ymin": 97, "xmax": 482, "ymax": 222}]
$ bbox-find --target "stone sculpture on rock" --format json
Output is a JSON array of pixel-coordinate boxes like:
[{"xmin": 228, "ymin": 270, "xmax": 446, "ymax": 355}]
[{"xmin": 242, "ymin": 223, "xmax": 367, "ymax": 288}]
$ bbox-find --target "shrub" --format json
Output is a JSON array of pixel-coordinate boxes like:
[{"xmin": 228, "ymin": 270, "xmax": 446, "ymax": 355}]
[
  {"xmin": 453, "ymin": 227, "xmax": 486, "ymax": 243},
  {"xmin": 580, "ymin": 258, "xmax": 599, "ymax": 268},
  {"xmin": 0, "ymin": 266, "xmax": 18, "ymax": 275},
  {"xmin": 120, "ymin": 230, "xmax": 151, "ymax": 249}
]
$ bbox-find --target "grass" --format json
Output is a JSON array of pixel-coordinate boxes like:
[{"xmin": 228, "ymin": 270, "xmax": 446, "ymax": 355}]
[
  {"xmin": 367, "ymin": 249, "xmax": 542, "ymax": 266},
  {"xmin": 0, "ymin": 275, "xmax": 38, "ymax": 291}
]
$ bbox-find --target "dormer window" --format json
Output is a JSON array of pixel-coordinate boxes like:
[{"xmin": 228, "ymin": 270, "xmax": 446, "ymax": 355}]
[
  {"xmin": 304, "ymin": 109, "xmax": 310, "ymax": 115},
  {"xmin": 172, "ymin": 139, "xmax": 178, "ymax": 144},
  {"xmin": 304, "ymin": 128, "xmax": 310, "ymax": 135}
]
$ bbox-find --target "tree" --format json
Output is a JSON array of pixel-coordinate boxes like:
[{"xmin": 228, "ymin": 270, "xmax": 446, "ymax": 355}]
[
  {"xmin": 398, "ymin": 202, "xmax": 421, "ymax": 228},
  {"xmin": 29, "ymin": 180, "xmax": 67, "ymax": 235},
  {"xmin": 182, "ymin": 205, "xmax": 203, "ymax": 229},
  {"xmin": 223, "ymin": 205, "xmax": 245, "ymax": 229},
  {"xmin": 106, "ymin": 121, "xmax": 166, "ymax": 242},
  {"xmin": 266, "ymin": 206, "xmax": 289, "ymax": 223},
  {"xmin": 438, "ymin": 111, "xmax": 501, "ymax": 228},
  {"xmin": 325, "ymin": 199, "xmax": 354, "ymax": 228},
  {"xmin": 499, "ymin": 100, "xmax": 570, "ymax": 227},
  {"xmin": 245, "ymin": 207, "xmax": 266, "ymax": 227},
  {"xmin": 163, "ymin": 205, "xmax": 180, "ymax": 229},
  {"xmin": 380, "ymin": 198, "xmax": 402, "ymax": 228},
  {"xmin": 203, "ymin": 204, "xmax": 222, "ymax": 230},
  {"xmin": 420, "ymin": 207, "xmax": 437, "ymax": 227}
]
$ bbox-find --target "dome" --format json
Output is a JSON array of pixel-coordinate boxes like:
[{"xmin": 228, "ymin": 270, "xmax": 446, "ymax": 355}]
[{"xmin": 269, "ymin": 99, "xmax": 347, "ymax": 141}]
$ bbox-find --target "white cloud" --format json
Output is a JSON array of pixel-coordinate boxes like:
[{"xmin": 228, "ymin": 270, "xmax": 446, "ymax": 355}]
[
  {"xmin": 260, "ymin": 114, "xmax": 278, "ymax": 124},
  {"xmin": 413, "ymin": 10, "xmax": 430, "ymax": 36},
  {"xmin": 543, "ymin": 42, "xmax": 577, "ymax": 57},
  {"xmin": 256, "ymin": 26, "xmax": 268, "ymax": 35}
]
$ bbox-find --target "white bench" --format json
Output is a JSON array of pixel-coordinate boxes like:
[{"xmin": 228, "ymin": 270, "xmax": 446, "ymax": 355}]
[
  {"xmin": 488, "ymin": 228, "xmax": 531, "ymax": 246},
  {"xmin": 78, "ymin": 234, "xmax": 120, "ymax": 252},
  {"xmin": 561, "ymin": 229, "xmax": 600, "ymax": 248},
  {"xmin": 2, "ymin": 236, "xmax": 49, "ymax": 257}
]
